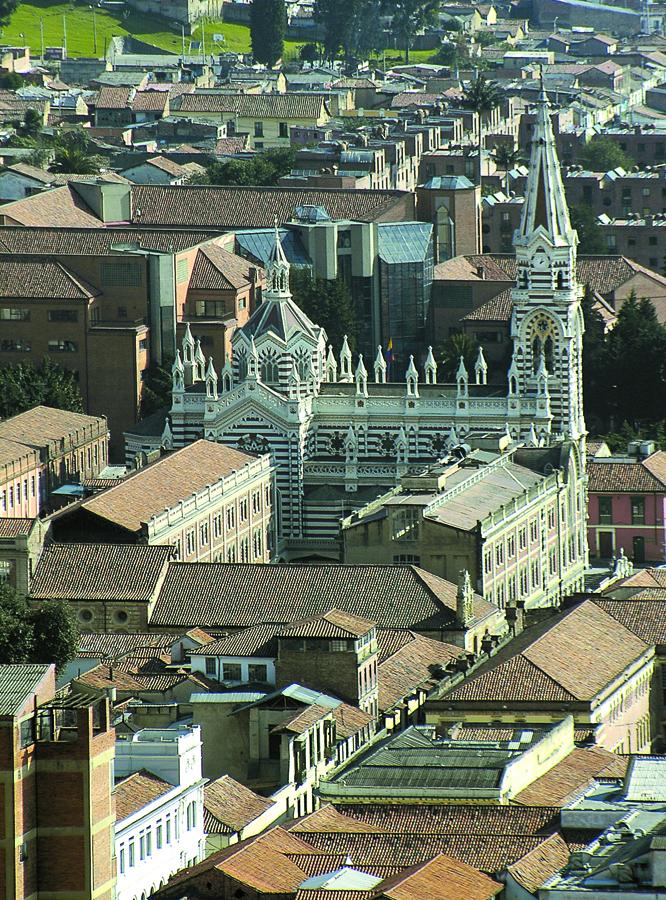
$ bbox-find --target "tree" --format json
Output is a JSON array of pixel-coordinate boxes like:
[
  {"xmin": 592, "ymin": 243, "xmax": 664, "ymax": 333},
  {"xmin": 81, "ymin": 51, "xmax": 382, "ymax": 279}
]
[
  {"xmin": 0, "ymin": 585, "xmax": 34, "ymax": 664},
  {"xmin": 196, "ymin": 147, "xmax": 296, "ymax": 186},
  {"xmin": 290, "ymin": 269, "xmax": 357, "ymax": 351},
  {"xmin": 0, "ymin": 359, "xmax": 84, "ymax": 418},
  {"xmin": 141, "ymin": 358, "xmax": 174, "ymax": 417},
  {"xmin": 0, "ymin": 71, "xmax": 22, "ymax": 89},
  {"xmin": 0, "ymin": 0, "xmax": 19, "ymax": 26},
  {"xmin": 578, "ymin": 135, "xmax": 634, "ymax": 172},
  {"xmin": 462, "ymin": 76, "xmax": 504, "ymax": 184},
  {"xmin": 580, "ymin": 284, "xmax": 607, "ymax": 424},
  {"xmin": 391, "ymin": 0, "xmax": 439, "ymax": 63},
  {"xmin": 20, "ymin": 107, "xmax": 42, "ymax": 139},
  {"xmin": 436, "ymin": 332, "xmax": 478, "ymax": 381},
  {"xmin": 32, "ymin": 602, "xmax": 79, "ymax": 672},
  {"xmin": 0, "ymin": 585, "xmax": 78, "ymax": 670},
  {"xmin": 299, "ymin": 42, "xmax": 318, "ymax": 63},
  {"xmin": 570, "ymin": 204, "xmax": 607, "ymax": 255},
  {"xmin": 50, "ymin": 146, "xmax": 106, "ymax": 174},
  {"xmin": 491, "ymin": 141, "xmax": 524, "ymax": 193},
  {"xmin": 597, "ymin": 293, "xmax": 666, "ymax": 428},
  {"xmin": 313, "ymin": 0, "xmax": 353, "ymax": 60},
  {"xmin": 250, "ymin": 0, "xmax": 286, "ymax": 67}
]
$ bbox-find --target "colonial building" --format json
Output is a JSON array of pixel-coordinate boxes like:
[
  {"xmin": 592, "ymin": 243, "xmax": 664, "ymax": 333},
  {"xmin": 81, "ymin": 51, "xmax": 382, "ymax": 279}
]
[
  {"xmin": 342, "ymin": 444, "xmax": 586, "ymax": 609},
  {"xmin": 165, "ymin": 84, "xmax": 588, "ymax": 569}
]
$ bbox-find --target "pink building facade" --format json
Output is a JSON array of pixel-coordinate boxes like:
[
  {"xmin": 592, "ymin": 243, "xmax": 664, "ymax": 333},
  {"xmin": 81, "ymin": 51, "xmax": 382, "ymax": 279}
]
[
  {"xmin": 587, "ymin": 448, "xmax": 666, "ymax": 565},
  {"xmin": 0, "ymin": 438, "xmax": 42, "ymax": 519}
]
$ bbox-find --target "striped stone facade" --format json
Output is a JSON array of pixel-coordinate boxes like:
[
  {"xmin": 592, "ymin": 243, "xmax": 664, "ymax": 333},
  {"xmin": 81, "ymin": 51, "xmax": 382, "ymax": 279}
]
[{"xmin": 168, "ymin": 88, "xmax": 588, "ymax": 571}]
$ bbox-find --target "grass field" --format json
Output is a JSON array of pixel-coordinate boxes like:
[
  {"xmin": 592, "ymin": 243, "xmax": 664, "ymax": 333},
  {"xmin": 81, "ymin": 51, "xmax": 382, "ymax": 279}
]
[{"xmin": 0, "ymin": 0, "xmax": 435, "ymax": 64}]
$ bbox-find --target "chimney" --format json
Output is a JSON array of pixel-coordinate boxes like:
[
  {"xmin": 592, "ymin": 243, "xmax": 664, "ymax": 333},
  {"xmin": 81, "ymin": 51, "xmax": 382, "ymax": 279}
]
[
  {"xmin": 476, "ymin": 265, "xmax": 485, "ymax": 279},
  {"xmin": 505, "ymin": 600, "xmax": 525, "ymax": 636}
]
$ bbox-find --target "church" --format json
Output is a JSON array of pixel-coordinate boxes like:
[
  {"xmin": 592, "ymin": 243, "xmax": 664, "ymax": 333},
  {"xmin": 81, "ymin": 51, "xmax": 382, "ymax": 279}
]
[{"xmin": 165, "ymin": 85, "xmax": 588, "ymax": 581}]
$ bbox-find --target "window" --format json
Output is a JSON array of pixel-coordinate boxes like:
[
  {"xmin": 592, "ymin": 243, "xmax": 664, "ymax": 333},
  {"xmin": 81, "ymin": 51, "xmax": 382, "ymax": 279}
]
[
  {"xmin": 223, "ymin": 662, "xmax": 242, "ymax": 682},
  {"xmin": 100, "ymin": 261, "xmax": 142, "ymax": 287},
  {"xmin": 252, "ymin": 490, "xmax": 261, "ymax": 514},
  {"xmin": 248, "ymin": 663, "xmax": 267, "ymax": 682},
  {"xmin": 550, "ymin": 549, "xmax": 557, "ymax": 575},
  {"xmin": 392, "ymin": 507, "xmax": 419, "ymax": 541},
  {"xmin": 239, "ymin": 498, "xmax": 248, "ymax": 521},
  {"xmin": 139, "ymin": 834, "xmax": 145, "ymax": 860},
  {"xmin": 186, "ymin": 802, "xmax": 197, "ymax": 830},
  {"xmin": 0, "ymin": 307, "xmax": 30, "ymax": 320},
  {"xmin": 165, "ymin": 817, "xmax": 171, "ymax": 845},
  {"xmin": 254, "ymin": 121, "xmax": 264, "ymax": 137},
  {"xmin": 496, "ymin": 544, "xmax": 504, "ymax": 565},
  {"xmin": 119, "ymin": 847, "xmax": 126, "ymax": 874},
  {"xmin": 393, "ymin": 554, "xmax": 421, "ymax": 564},
  {"xmin": 529, "ymin": 518, "xmax": 538, "ymax": 542},
  {"xmin": 279, "ymin": 121, "xmax": 288, "ymax": 138},
  {"xmin": 631, "ymin": 496, "xmax": 645, "ymax": 525},
  {"xmin": 518, "ymin": 527, "xmax": 527, "ymax": 550},
  {"xmin": 200, "ymin": 522, "xmax": 209, "ymax": 546},
  {"xmin": 598, "ymin": 496, "xmax": 613, "ymax": 524},
  {"xmin": 156, "ymin": 822, "xmax": 163, "ymax": 849},
  {"xmin": 19, "ymin": 717, "xmax": 35, "ymax": 748},
  {"xmin": 226, "ymin": 506, "xmax": 235, "ymax": 529},
  {"xmin": 129, "ymin": 841, "xmax": 135, "ymax": 867},
  {"xmin": 205, "ymin": 657, "xmax": 216, "ymax": 676},
  {"xmin": 548, "ymin": 506, "xmax": 555, "ymax": 529},
  {"xmin": 48, "ymin": 340, "xmax": 77, "ymax": 353},
  {"xmin": 484, "ymin": 551, "xmax": 492, "ymax": 574},
  {"xmin": 185, "ymin": 529, "xmax": 196, "ymax": 555},
  {"xmin": 507, "ymin": 535, "xmax": 515, "ymax": 558},
  {"xmin": 1, "ymin": 339, "xmax": 31, "ymax": 352},
  {"xmin": 227, "ymin": 544, "xmax": 236, "ymax": 562},
  {"xmin": 48, "ymin": 310, "xmax": 77, "ymax": 322},
  {"xmin": 213, "ymin": 514, "xmax": 222, "ymax": 538}
]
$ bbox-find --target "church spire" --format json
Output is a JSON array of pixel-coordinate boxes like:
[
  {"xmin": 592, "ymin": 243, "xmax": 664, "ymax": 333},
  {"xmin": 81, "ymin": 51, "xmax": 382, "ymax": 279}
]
[
  {"xmin": 516, "ymin": 75, "xmax": 576, "ymax": 248},
  {"xmin": 265, "ymin": 219, "xmax": 291, "ymax": 299}
]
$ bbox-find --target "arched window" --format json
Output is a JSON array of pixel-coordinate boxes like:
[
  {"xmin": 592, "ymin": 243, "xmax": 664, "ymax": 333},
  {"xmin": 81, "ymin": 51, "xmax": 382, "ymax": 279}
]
[
  {"xmin": 544, "ymin": 336, "xmax": 554, "ymax": 372},
  {"xmin": 261, "ymin": 354, "xmax": 279, "ymax": 384},
  {"xmin": 236, "ymin": 352, "xmax": 248, "ymax": 381},
  {"xmin": 532, "ymin": 336, "xmax": 542, "ymax": 373},
  {"xmin": 556, "ymin": 270, "xmax": 565, "ymax": 289}
]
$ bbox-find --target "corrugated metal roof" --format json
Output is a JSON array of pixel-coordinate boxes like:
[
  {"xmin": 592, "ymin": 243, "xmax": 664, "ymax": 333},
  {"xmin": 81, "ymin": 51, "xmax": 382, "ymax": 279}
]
[{"xmin": 0, "ymin": 664, "xmax": 51, "ymax": 716}]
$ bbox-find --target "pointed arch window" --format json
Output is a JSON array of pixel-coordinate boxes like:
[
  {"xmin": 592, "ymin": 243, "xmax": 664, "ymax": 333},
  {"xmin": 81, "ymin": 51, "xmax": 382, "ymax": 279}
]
[
  {"xmin": 260, "ymin": 350, "xmax": 279, "ymax": 384},
  {"xmin": 236, "ymin": 351, "xmax": 248, "ymax": 381}
]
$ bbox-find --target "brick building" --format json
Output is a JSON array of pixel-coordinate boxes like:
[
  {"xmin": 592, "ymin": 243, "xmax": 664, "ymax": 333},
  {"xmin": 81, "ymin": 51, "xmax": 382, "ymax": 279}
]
[
  {"xmin": 52, "ymin": 440, "xmax": 275, "ymax": 564},
  {"xmin": 0, "ymin": 664, "xmax": 115, "ymax": 900},
  {"xmin": 588, "ymin": 445, "xmax": 666, "ymax": 563},
  {"xmin": 0, "ymin": 406, "xmax": 109, "ymax": 510},
  {"xmin": 430, "ymin": 599, "xmax": 657, "ymax": 754}
]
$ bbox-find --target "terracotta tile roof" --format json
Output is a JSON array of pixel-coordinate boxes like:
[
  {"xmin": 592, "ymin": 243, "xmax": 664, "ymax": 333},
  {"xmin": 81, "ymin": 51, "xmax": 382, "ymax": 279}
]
[
  {"xmin": 444, "ymin": 600, "xmax": 651, "ymax": 704},
  {"xmin": 593, "ymin": 599, "xmax": 666, "ymax": 645},
  {"xmin": 0, "ymin": 517, "xmax": 37, "ymax": 537},
  {"xmin": 79, "ymin": 632, "xmax": 174, "ymax": 657},
  {"xmin": 204, "ymin": 774, "xmax": 274, "ymax": 832},
  {"xmin": 273, "ymin": 702, "xmax": 333, "ymax": 735},
  {"xmin": 335, "ymin": 804, "xmax": 560, "ymax": 837},
  {"xmin": 30, "ymin": 543, "xmax": 173, "ymax": 601},
  {"xmin": 0, "ymin": 256, "xmax": 98, "ymax": 299},
  {"xmin": 390, "ymin": 91, "xmax": 442, "ymax": 108},
  {"xmin": 130, "ymin": 185, "xmax": 409, "ymax": 228},
  {"xmin": 332, "ymin": 704, "xmax": 374, "ymax": 739},
  {"xmin": 6, "ymin": 162, "xmax": 54, "ymax": 183},
  {"xmin": 453, "ymin": 726, "xmax": 516, "ymax": 741},
  {"xmin": 289, "ymin": 805, "xmax": 390, "ymax": 835},
  {"xmin": 184, "ymin": 626, "xmax": 217, "ymax": 645},
  {"xmin": 0, "ymin": 226, "xmax": 218, "ymax": 255},
  {"xmin": 132, "ymin": 91, "xmax": 168, "ymax": 112},
  {"xmin": 187, "ymin": 827, "xmax": 326, "ymax": 894},
  {"xmin": 444, "ymin": 653, "xmax": 575, "ymax": 703},
  {"xmin": 114, "ymin": 769, "xmax": 172, "ymax": 821},
  {"xmin": 376, "ymin": 852, "xmax": 503, "ymax": 899},
  {"xmin": 0, "ymin": 405, "xmax": 107, "ymax": 448},
  {"xmin": 461, "ymin": 288, "xmax": 513, "ymax": 322},
  {"xmin": 76, "ymin": 663, "xmax": 145, "ymax": 692},
  {"xmin": 0, "ymin": 437, "xmax": 38, "ymax": 469},
  {"xmin": 613, "ymin": 567, "xmax": 666, "ymax": 589},
  {"xmin": 215, "ymin": 135, "xmax": 250, "ymax": 155},
  {"xmin": 174, "ymin": 92, "xmax": 329, "ymax": 119},
  {"xmin": 188, "ymin": 243, "xmax": 258, "ymax": 291},
  {"xmin": 588, "ymin": 459, "xmax": 666, "ymax": 493},
  {"xmin": 144, "ymin": 156, "xmax": 186, "ymax": 176},
  {"xmin": 280, "ymin": 609, "xmax": 376, "ymax": 639},
  {"xmin": 97, "ymin": 86, "xmax": 134, "ymax": 109},
  {"xmin": 506, "ymin": 833, "xmax": 570, "ymax": 893},
  {"xmin": 1, "ymin": 185, "xmax": 104, "ymax": 227},
  {"xmin": 189, "ymin": 622, "xmax": 279, "ymax": 658},
  {"xmin": 513, "ymin": 746, "xmax": 629, "ymax": 807},
  {"xmin": 378, "ymin": 632, "xmax": 459, "ymax": 711},
  {"xmin": 150, "ymin": 563, "xmax": 494, "ymax": 631},
  {"xmin": 80, "ymin": 440, "xmax": 258, "ymax": 534},
  {"xmin": 290, "ymin": 853, "xmax": 402, "ymax": 880},
  {"xmin": 376, "ymin": 629, "xmax": 415, "ymax": 663},
  {"xmin": 296, "ymin": 831, "xmax": 555, "ymax": 874}
]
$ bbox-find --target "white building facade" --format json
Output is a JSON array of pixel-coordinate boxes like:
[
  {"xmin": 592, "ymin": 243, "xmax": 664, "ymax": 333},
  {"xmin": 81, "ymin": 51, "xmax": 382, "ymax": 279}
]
[
  {"xmin": 114, "ymin": 726, "xmax": 206, "ymax": 900},
  {"xmin": 165, "ymin": 85, "xmax": 588, "ymax": 585}
]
